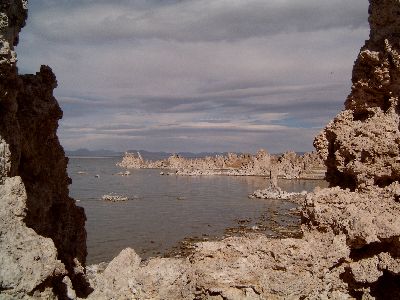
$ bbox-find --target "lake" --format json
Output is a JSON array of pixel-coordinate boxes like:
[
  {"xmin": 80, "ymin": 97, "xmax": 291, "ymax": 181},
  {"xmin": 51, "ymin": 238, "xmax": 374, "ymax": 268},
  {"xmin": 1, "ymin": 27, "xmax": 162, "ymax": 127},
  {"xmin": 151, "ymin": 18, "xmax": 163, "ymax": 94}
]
[{"xmin": 68, "ymin": 157, "xmax": 327, "ymax": 264}]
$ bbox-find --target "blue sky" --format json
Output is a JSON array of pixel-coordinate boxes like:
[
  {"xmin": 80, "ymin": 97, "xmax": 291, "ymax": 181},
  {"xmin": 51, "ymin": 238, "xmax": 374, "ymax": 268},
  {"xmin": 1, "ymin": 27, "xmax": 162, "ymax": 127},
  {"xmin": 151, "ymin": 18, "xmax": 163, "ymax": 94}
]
[{"xmin": 16, "ymin": 0, "xmax": 370, "ymax": 153}]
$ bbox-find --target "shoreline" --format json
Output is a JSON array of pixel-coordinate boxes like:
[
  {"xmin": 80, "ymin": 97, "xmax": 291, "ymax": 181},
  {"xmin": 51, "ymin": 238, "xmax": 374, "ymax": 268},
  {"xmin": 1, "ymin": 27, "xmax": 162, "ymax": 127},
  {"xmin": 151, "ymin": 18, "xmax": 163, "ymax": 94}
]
[{"xmin": 88, "ymin": 192, "xmax": 304, "ymax": 264}]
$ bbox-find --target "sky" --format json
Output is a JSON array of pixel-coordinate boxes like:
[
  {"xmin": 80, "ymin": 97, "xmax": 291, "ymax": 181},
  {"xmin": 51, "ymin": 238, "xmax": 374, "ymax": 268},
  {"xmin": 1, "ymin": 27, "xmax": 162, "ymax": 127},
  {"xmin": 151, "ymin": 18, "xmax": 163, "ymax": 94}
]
[{"xmin": 16, "ymin": 0, "xmax": 370, "ymax": 153}]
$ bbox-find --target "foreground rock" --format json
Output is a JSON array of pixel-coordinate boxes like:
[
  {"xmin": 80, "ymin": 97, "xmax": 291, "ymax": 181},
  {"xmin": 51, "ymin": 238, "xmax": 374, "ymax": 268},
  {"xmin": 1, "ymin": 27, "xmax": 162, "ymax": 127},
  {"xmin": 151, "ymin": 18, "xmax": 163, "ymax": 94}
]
[
  {"xmin": 118, "ymin": 150, "xmax": 326, "ymax": 180},
  {"xmin": 0, "ymin": 1, "xmax": 88, "ymax": 298}
]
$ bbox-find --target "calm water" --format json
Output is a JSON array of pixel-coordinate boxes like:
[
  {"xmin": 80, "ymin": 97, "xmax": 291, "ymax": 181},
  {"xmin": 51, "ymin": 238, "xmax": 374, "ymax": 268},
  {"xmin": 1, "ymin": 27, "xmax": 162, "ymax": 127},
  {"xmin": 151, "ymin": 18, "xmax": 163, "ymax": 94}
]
[{"xmin": 68, "ymin": 157, "xmax": 327, "ymax": 264}]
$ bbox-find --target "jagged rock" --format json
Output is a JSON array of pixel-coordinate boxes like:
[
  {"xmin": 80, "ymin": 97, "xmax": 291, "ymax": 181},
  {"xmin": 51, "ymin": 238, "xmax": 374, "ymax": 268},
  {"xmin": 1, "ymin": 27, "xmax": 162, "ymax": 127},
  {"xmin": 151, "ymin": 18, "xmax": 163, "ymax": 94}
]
[
  {"xmin": 86, "ymin": 248, "xmax": 194, "ymax": 300},
  {"xmin": 0, "ymin": 1, "xmax": 88, "ymax": 298},
  {"xmin": 118, "ymin": 149, "xmax": 326, "ymax": 179},
  {"xmin": 302, "ymin": 183, "xmax": 400, "ymax": 249},
  {"xmin": 0, "ymin": 0, "xmax": 27, "ymax": 183},
  {"xmin": 0, "ymin": 177, "xmax": 66, "ymax": 299},
  {"xmin": 314, "ymin": 0, "xmax": 400, "ymax": 189}
]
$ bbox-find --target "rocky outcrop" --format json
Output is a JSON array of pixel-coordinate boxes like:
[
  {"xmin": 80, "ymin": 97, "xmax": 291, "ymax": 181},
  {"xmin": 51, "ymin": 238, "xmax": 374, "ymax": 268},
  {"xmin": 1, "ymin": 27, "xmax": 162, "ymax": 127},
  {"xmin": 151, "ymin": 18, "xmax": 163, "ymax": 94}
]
[
  {"xmin": 118, "ymin": 150, "xmax": 326, "ymax": 179},
  {"xmin": 314, "ymin": 0, "xmax": 400, "ymax": 189},
  {"xmin": 0, "ymin": 1, "xmax": 88, "ymax": 298}
]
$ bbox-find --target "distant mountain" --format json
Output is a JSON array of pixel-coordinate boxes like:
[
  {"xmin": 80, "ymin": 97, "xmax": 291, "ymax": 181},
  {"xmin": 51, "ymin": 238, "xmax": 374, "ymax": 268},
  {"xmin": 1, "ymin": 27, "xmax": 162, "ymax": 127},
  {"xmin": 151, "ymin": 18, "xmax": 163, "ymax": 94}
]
[{"xmin": 66, "ymin": 148, "xmax": 123, "ymax": 157}]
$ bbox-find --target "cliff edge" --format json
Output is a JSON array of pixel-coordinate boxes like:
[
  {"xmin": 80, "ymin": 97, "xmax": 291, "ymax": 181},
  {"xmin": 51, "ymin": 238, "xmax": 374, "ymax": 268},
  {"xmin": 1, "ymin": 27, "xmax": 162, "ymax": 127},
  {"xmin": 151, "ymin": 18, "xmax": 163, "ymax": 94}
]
[{"xmin": 0, "ymin": 1, "xmax": 88, "ymax": 299}]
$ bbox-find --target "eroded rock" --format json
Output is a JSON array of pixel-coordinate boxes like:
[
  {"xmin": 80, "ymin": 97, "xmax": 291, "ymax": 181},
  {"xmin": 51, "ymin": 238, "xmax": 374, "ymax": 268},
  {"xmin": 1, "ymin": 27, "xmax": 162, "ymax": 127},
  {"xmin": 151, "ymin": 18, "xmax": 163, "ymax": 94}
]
[
  {"xmin": 118, "ymin": 150, "xmax": 326, "ymax": 179},
  {"xmin": 314, "ymin": 0, "xmax": 400, "ymax": 189},
  {"xmin": 0, "ymin": 1, "xmax": 88, "ymax": 298}
]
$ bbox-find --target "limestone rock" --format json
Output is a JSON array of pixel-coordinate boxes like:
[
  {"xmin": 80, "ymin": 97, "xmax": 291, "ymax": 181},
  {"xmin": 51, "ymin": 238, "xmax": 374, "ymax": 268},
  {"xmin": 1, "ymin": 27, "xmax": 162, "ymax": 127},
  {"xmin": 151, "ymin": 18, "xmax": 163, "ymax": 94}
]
[{"xmin": 314, "ymin": 0, "xmax": 400, "ymax": 189}]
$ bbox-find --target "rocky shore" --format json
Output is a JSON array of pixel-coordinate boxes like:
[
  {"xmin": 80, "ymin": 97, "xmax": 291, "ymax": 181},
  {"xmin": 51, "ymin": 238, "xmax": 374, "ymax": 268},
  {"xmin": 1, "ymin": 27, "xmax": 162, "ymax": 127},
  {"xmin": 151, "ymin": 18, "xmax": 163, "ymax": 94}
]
[
  {"xmin": 118, "ymin": 149, "xmax": 326, "ymax": 180},
  {"xmin": 2, "ymin": 0, "xmax": 400, "ymax": 299}
]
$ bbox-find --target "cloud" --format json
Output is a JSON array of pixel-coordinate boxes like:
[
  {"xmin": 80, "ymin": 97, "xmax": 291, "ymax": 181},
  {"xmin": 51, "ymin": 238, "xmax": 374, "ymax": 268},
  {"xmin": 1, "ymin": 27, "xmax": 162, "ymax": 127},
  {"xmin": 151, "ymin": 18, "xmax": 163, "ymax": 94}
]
[
  {"xmin": 17, "ymin": 0, "xmax": 370, "ymax": 153},
  {"xmin": 27, "ymin": 0, "xmax": 368, "ymax": 44}
]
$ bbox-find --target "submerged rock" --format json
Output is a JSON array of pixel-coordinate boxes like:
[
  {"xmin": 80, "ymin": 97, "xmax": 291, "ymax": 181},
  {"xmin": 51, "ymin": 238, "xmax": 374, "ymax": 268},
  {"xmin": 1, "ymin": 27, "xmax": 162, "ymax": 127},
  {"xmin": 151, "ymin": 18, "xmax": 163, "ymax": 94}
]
[
  {"xmin": 102, "ymin": 194, "xmax": 129, "ymax": 202},
  {"xmin": 115, "ymin": 170, "xmax": 131, "ymax": 176},
  {"xmin": 250, "ymin": 185, "xmax": 307, "ymax": 203}
]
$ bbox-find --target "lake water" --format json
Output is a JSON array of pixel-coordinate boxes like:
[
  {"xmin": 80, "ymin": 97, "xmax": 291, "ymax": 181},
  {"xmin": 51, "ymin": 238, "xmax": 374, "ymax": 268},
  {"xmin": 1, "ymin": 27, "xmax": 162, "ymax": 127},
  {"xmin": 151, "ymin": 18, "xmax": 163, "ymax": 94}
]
[{"xmin": 68, "ymin": 157, "xmax": 327, "ymax": 264}]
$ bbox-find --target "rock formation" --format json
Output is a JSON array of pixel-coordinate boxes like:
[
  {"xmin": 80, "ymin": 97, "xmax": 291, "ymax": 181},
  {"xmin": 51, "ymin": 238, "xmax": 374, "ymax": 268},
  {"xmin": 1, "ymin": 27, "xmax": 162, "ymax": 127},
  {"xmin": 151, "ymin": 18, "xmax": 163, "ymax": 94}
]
[
  {"xmin": 314, "ymin": 0, "xmax": 400, "ymax": 189},
  {"xmin": 118, "ymin": 150, "xmax": 326, "ymax": 179},
  {"xmin": 0, "ymin": 1, "xmax": 88, "ymax": 299}
]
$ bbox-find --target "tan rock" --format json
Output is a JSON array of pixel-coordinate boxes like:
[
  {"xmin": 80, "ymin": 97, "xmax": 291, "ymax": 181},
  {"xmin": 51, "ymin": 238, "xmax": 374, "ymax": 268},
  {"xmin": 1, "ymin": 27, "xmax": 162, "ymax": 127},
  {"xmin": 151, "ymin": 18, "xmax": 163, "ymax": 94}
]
[{"xmin": 314, "ymin": 0, "xmax": 400, "ymax": 189}]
